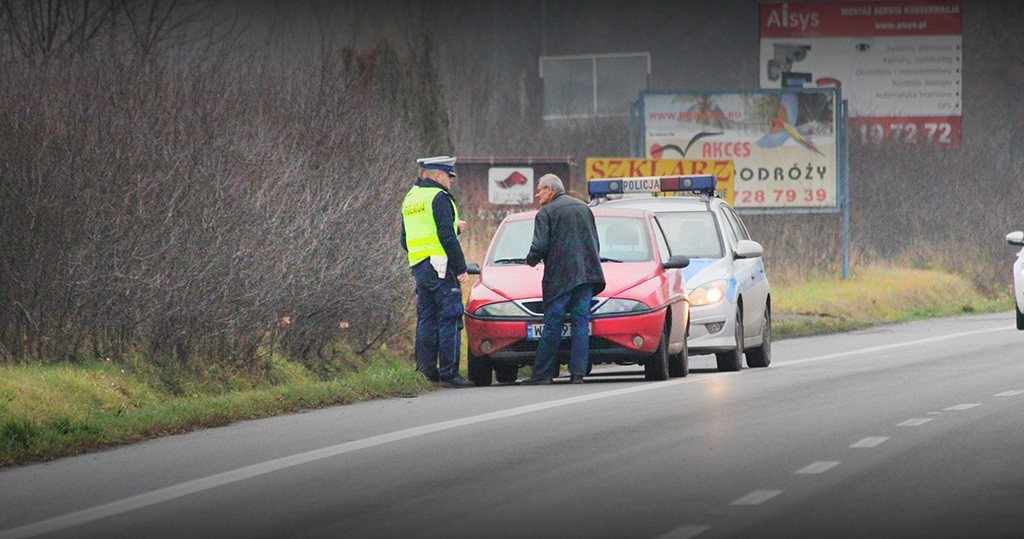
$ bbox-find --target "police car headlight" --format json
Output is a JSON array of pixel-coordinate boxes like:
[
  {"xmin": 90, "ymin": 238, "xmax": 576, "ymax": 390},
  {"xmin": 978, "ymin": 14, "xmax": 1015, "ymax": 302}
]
[
  {"xmin": 475, "ymin": 301, "xmax": 528, "ymax": 317},
  {"xmin": 689, "ymin": 280, "xmax": 728, "ymax": 306},
  {"xmin": 593, "ymin": 299, "xmax": 649, "ymax": 314}
]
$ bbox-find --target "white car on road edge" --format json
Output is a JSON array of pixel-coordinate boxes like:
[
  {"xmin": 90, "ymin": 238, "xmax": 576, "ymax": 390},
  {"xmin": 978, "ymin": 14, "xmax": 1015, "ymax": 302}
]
[{"xmin": 1006, "ymin": 230, "xmax": 1024, "ymax": 329}]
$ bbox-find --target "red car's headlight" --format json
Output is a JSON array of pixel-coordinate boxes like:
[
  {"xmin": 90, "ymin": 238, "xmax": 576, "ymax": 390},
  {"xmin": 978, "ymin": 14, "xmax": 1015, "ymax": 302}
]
[
  {"xmin": 474, "ymin": 301, "xmax": 528, "ymax": 317},
  {"xmin": 592, "ymin": 299, "xmax": 649, "ymax": 315}
]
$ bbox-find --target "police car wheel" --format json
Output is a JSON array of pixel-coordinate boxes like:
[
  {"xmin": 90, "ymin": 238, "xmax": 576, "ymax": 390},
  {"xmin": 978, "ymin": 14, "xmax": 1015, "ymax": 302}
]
[
  {"xmin": 494, "ymin": 365, "xmax": 518, "ymax": 384},
  {"xmin": 716, "ymin": 307, "xmax": 743, "ymax": 372},
  {"xmin": 644, "ymin": 323, "xmax": 670, "ymax": 381},
  {"xmin": 745, "ymin": 303, "xmax": 771, "ymax": 368},
  {"xmin": 1017, "ymin": 304, "xmax": 1024, "ymax": 330},
  {"xmin": 467, "ymin": 352, "xmax": 493, "ymax": 387}
]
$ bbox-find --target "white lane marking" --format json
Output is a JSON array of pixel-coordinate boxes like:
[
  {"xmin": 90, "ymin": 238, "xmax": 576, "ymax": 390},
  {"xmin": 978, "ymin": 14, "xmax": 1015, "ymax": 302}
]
[
  {"xmin": 731, "ymin": 490, "xmax": 783, "ymax": 505},
  {"xmin": 795, "ymin": 461, "xmax": 840, "ymax": 474},
  {"xmin": 897, "ymin": 418, "xmax": 933, "ymax": 427},
  {"xmin": 4, "ymin": 324, "xmax": 1012, "ymax": 538},
  {"xmin": 944, "ymin": 403, "xmax": 980, "ymax": 411},
  {"xmin": 0, "ymin": 377, "xmax": 713, "ymax": 539},
  {"xmin": 995, "ymin": 390, "xmax": 1024, "ymax": 397},
  {"xmin": 850, "ymin": 437, "xmax": 889, "ymax": 448},
  {"xmin": 927, "ymin": 411, "xmax": 943, "ymax": 415},
  {"xmin": 656, "ymin": 525, "xmax": 711, "ymax": 539},
  {"xmin": 776, "ymin": 325, "xmax": 1014, "ymax": 368}
]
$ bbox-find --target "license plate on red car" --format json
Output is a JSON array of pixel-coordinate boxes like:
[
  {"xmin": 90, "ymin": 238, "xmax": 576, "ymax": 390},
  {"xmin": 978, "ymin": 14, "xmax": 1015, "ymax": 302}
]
[{"xmin": 526, "ymin": 323, "xmax": 590, "ymax": 340}]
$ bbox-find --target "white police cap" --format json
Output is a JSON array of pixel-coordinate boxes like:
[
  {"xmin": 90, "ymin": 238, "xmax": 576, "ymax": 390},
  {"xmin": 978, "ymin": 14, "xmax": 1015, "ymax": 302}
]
[{"xmin": 416, "ymin": 155, "xmax": 457, "ymax": 176}]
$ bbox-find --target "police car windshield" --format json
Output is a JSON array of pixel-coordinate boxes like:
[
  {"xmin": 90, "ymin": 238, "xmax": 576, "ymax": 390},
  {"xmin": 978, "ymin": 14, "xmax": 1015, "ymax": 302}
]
[
  {"xmin": 655, "ymin": 211, "xmax": 724, "ymax": 259},
  {"xmin": 595, "ymin": 216, "xmax": 651, "ymax": 262},
  {"xmin": 488, "ymin": 216, "xmax": 652, "ymax": 264}
]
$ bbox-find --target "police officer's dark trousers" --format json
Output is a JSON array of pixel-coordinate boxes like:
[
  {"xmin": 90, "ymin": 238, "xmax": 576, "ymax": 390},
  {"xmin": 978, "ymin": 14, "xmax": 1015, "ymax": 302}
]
[{"xmin": 411, "ymin": 259, "xmax": 463, "ymax": 381}]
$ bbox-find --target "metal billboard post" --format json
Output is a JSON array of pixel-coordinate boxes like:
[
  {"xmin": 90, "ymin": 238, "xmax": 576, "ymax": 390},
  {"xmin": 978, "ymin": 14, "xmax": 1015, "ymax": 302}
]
[
  {"xmin": 629, "ymin": 100, "xmax": 639, "ymax": 158},
  {"xmin": 841, "ymin": 98, "xmax": 850, "ymax": 280}
]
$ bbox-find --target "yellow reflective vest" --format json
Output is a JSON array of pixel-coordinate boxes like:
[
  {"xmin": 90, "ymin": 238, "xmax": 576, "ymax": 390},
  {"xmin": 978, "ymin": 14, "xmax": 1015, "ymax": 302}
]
[{"xmin": 402, "ymin": 185, "xmax": 459, "ymax": 266}]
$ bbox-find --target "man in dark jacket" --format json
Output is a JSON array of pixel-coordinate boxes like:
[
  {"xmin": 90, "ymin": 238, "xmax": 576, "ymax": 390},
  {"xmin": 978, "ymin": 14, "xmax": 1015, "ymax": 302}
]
[{"xmin": 520, "ymin": 174, "xmax": 606, "ymax": 385}]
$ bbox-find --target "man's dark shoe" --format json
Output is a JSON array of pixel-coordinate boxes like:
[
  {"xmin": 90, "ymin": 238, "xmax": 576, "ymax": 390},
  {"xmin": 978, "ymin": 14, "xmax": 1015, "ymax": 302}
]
[
  {"xmin": 440, "ymin": 375, "xmax": 475, "ymax": 388},
  {"xmin": 518, "ymin": 375, "xmax": 553, "ymax": 385},
  {"xmin": 569, "ymin": 374, "xmax": 585, "ymax": 384}
]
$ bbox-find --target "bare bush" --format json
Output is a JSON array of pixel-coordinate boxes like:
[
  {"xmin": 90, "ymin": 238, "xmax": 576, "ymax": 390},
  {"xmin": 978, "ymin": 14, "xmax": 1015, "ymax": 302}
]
[{"xmin": 0, "ymin": 8, "xmax": 449, "ymax": 367}]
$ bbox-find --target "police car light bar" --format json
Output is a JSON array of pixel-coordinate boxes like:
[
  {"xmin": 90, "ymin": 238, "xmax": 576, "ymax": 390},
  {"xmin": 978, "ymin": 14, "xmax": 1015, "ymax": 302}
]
[{"xmin": 588, "ymin": 174, "xmax": 717, "ymax": 197}]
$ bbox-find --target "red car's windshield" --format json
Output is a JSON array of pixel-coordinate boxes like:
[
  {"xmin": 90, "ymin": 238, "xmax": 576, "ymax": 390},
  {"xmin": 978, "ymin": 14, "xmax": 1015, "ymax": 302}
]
[{"xmin": 489, "ymin": 216, "xmax": 652, "ymax": 264}]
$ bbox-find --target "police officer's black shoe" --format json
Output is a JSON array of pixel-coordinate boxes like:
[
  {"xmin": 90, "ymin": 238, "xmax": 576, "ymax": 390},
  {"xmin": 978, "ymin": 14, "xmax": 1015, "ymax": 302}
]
[
  {"xmin": 569, "ymin": 374, "xmax": 585, "ymax": 384},
  {"xmin": 440, "ymin": 375, "xmax": 475, "ymax": 388}
]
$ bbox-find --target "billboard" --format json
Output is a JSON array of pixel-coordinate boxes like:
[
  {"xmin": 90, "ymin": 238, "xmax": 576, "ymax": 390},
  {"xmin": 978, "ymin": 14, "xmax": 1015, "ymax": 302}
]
[
  {"xmin": 642, "ymin": 89, "xmax": 840, "ymax": 210},
  {"xmin": 760, "ymin": 1, "xmax": 962, "ymax": 148},
  {"xmin": 585, "ymin": 158, "xmax": 736, "ymax": 205}
]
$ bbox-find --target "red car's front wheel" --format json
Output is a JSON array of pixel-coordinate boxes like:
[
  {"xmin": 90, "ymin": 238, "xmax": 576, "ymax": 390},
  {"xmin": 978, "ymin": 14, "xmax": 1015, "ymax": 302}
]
[{"xmin": 467, "ymin": 352, "xmax": 493, "ymax": 386}]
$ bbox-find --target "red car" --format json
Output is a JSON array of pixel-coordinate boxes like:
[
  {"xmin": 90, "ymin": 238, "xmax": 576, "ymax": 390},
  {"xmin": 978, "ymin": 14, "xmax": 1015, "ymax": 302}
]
[{"xmin": 464, "ymin": 206, "xmax": 690, "ymax": 385}]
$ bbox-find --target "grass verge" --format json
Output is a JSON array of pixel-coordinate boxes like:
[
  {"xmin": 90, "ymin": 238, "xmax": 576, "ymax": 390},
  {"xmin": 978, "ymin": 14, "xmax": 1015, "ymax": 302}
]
[
  {"xmin": 0, "ymin": 355, "xmax": 430, "ymax": 467},
  {"xmin": 773, "ymin": 266, "xmax": 1011, "ymax": 339}
]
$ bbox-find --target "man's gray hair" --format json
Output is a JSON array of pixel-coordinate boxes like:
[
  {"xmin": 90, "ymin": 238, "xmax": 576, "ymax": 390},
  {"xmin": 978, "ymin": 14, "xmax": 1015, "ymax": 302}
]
[{"xmin": 537, "ymin": 174, "xmax": 565, "ymax": 194}]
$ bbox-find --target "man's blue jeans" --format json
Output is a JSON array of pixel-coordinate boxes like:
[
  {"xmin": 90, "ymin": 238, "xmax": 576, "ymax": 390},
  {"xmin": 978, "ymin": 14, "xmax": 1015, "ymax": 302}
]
[
  {"xmin": 533, "ymin": 284, "xmax": 593, "ymax": 379},
  {"xmin": 411, "ymin": 260, "xmax": 463, "ymax": 381}
]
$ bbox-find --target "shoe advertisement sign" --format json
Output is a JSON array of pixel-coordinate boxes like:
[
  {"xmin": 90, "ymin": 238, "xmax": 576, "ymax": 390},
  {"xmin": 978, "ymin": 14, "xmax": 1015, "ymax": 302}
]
[
  {"xmin": 759, "ymin": 1, "xmax": 962, "ymax": 148},
  {"xmin": 642, "ymin": 89, "xmax": 839, "ymax": 210},
  {"xmin": 487, "ymin": 167, "xmax": 534, "ymax": 205}
]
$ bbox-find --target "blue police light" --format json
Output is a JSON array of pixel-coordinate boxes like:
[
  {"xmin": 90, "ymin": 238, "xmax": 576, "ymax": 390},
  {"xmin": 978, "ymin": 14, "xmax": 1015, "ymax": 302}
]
[
  {"xmin": 588, "ymin": 174, "xmax": 718, "ymax": 197},
  {"xmin": 587, "ymin": 179, "xmax": 624, "ymax": 196}
]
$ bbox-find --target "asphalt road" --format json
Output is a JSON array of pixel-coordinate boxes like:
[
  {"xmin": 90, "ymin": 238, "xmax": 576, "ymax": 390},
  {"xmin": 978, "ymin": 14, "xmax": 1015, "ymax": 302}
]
[{"xmin": 1, "ymin": 312, "xmax": 1023, "ymax": 539}]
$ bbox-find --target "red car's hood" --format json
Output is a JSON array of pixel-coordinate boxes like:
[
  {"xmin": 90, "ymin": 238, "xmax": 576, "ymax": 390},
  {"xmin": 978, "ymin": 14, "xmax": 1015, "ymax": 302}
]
[{"xmin": 480, "ymin": 261, "xmax": 659, "ymax": 300}]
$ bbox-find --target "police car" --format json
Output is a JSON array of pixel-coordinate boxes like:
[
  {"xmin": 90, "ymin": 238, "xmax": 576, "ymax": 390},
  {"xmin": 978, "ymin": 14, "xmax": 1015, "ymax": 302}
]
[
  {"xmin": 464, "ymin": 206, "xmax": 691, "ymax": 385},
  {"xmin": 592, "ymin": 174, "xmax": 771, "ymax": 371},
  {"xmin": 1006, "ymin": 230, "xmax": 1024, "ymax": 329}
]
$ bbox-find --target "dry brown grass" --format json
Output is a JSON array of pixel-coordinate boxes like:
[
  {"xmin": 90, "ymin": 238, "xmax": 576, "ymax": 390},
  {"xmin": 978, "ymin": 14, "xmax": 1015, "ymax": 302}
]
[{"xmin": 775, "ymin": 265, "xmax": 1007, "ymax": 321}]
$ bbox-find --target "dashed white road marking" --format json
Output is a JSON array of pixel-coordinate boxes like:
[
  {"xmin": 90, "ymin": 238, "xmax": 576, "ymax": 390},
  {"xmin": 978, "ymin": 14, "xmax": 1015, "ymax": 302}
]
[
  {"xmin": 944, "ymin": 403, "xmax": 980, "ymax": 411},
  {"xmin": 850, "ymin": 437, "xmax": 889, "ymax": 448},
  {"xmin": 927, "ymin": 411, "xmax": 943, "ymax": 415},
  {"xmin": 731, "ymin": 490, "xmax": 783, "ymax": 506},
  {"xmin": 995, "ymin": 390, "xmax": 1024, "ymax": 397},
  {"xmin": 795, "ymin": 461, "xmax": 840, "ymax": 474},
  {"xmin": 656, "ymin": 525, "xmax": 711, "ymax": 539},
  {"xmin": 897, "ymin": 418, "xmax": 933, "ymax": 427}
]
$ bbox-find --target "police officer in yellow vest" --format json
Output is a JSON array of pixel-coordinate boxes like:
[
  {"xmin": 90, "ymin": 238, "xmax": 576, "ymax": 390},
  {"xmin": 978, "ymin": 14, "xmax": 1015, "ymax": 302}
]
[{"xmin": 401, "ymin": 156, "xmax": 475, "ymax": 388}]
